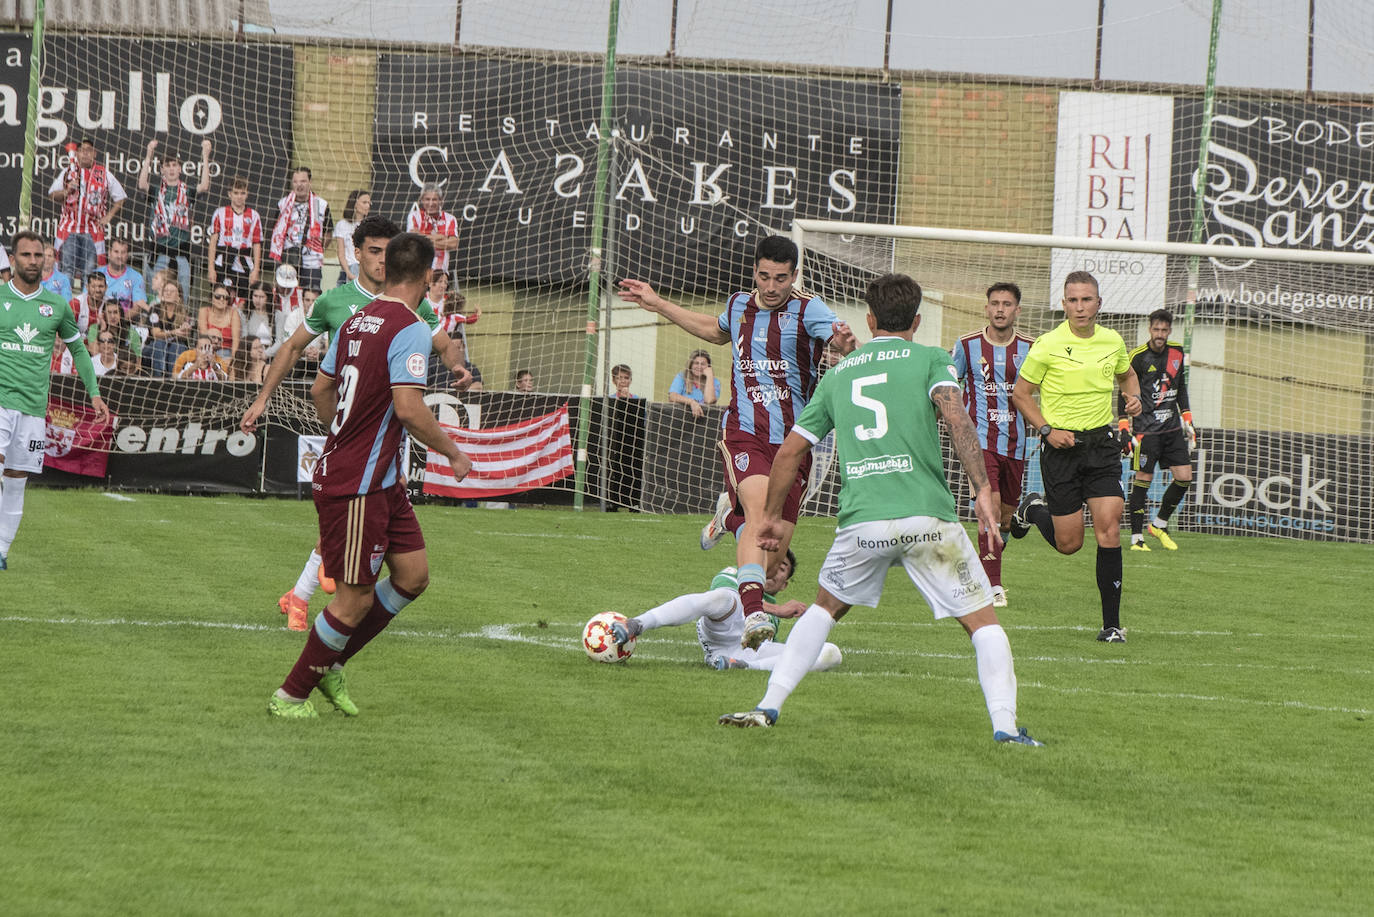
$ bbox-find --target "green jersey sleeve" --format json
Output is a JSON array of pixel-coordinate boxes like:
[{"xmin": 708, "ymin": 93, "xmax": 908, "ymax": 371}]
[
  {"xmin": 417, "ymin": 298, "xmax": 441, "ymax": 333},
  {"xmin": 794, "ymin": 371, "xmax": 836, "ymax": 442}
]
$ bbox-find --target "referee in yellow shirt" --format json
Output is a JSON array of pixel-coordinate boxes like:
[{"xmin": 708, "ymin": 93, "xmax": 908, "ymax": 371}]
[{"xmin": 1011, "ymin": 271, "xmax": 1142, "ymax": 643}]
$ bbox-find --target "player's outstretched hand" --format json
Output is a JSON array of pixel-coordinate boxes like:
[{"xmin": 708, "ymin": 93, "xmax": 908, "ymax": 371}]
[
  {"xmin": 450, "ymin": 363, "xmax": 474, "ymax": 392},
  {"xmin": 830, "ymin": 320, "xmax": 858, "ymax": 355},
  {"xmin": 768, "ymin": 600, "xmax": 808, "ymax": 619},
  {"xmin": 240, "ymin": 399, "xmax": 265, "ymax": 434},
  {"xmin": 616, "ymin": 279, "xmax": 664, "ymax": 313},
  {"xmin": 90, "ymin": 396, "xmax": 111, "ymax": 426},
  {"xmin": 755, "ymin": 516, "xmax": 784, "ymax": 553}
]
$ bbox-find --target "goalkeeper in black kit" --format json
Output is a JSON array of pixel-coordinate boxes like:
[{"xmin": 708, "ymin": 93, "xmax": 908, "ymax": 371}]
[{"xmin": 1119, "ymin": 309, "xmax": 1196, "ymax": 551}]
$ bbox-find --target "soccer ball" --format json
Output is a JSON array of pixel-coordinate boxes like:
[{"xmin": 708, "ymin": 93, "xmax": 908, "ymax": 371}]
[{"xmin": 582, "ymin": 611, "xmax": 635, "ymax": 663}]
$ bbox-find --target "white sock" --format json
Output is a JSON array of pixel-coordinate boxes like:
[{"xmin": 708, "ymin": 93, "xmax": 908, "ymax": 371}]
[
  {"xmin": 0, "ymin": 475, "xmax": 28, "ymax": 556},
  {"xmin": 292, "ymin": 549, "xmax": 323, "ymax": 601},
  {"xmin": 969, "ymin": 624, "xmax": 1018, "ymax": 735},
  {"xmin": 748, "ymin": 641, "xmax": 842, "ymax": 672},
  {"xmin": 758, "ymin": 605, "xmax": 834, "ymax": 712},
  {"xmin": 1151, "ymin": 516, "xmax": 1168, "ymax": 530},
  {"xmin": 637, "ymin": 588, "xmax": 737, "ymax": 632}
]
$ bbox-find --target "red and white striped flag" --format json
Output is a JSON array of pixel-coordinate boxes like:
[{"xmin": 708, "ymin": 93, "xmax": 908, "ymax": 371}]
[{"xmin": 423, "ymin": 406, "xmax": 575, "ymax": 499}]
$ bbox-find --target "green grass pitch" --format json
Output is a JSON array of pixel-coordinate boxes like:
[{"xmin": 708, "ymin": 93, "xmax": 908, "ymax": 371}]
[{"xmin": 2, "ymin": 489, "xmax": 1371, "ymax": 915}]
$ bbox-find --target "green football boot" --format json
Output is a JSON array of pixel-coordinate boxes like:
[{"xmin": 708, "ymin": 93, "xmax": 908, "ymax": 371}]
[{"xmin": 317, "ymin": 669, "xmax": 359, "ymax": 716}]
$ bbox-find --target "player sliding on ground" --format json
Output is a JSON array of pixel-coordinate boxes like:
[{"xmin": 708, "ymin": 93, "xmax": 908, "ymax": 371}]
[
  {"xmin": 240, "ymin": 214, "xmax": 470, "ymax": 631},
  {"xmin": 618, "ymin": 235, "xmax": 856, "ymax": 655},
  {"xmin": 611, "ymin": 550, "xmax": 842, "ymax": 672},
  {"xmin": 267, "ymin": 232, "xmax": 473, "ymax": 718},
  {"xmin": 717, "ymin": 273, "xmax": 1043, "ymax": 745}
]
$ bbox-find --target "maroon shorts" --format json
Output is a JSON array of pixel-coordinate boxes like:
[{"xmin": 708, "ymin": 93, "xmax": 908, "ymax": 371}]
[
  {"xmin": 718, "ymin": 429, "xmax": 811, "ymax": 528},
  {"xmin": 983, "ymin": 451, "xmax": 1027, "ymax": 507},
  {"xmin": 314, "ymin": 482, "xmax": 426, "ymax": 586}
]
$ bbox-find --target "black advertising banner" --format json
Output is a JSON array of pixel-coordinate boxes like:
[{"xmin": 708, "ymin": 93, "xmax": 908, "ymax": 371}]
[
  {"xmin": 1171, "ymin": 99, "xmax": 1374, "ymax": 329},
  {"xmin": 1189, "ymin": 431, "xmax": 1371, "ymax": 543},
  {"xmin": 48, "ymin": 376, "xmax": 265, "ymax": 493},
  {"xmin": 0, "ymin": 35, "xmax": 30, "ymax": 239},
  {"xmin": 372, "ymin": 58, "xmax": 900, "ymax": 290},
  {"xmin": 25, "ymin": 37, "xmax": 294, "ymax": 252}
]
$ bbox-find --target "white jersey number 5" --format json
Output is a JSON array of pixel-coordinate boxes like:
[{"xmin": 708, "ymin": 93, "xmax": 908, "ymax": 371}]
[{"xmin": 851, "ymin": 373, "xmax": 888, "ymax": 441}]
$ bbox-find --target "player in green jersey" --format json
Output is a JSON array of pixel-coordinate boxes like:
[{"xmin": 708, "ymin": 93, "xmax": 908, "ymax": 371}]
[
  {"xmin": 239, "ymin": 215, "xmax": 470, "ymax": 630},
  {"xmin": 718, "ymin": 273, "xmax": 1042, "ymax": 745},
  {"xmin": 609, "ymin": 550, "xmax": 842, "ymax": 671},
  {"xmin": 0, "ymin": 231, "xmax": 110, "ymax": 570},
  {"xmin": 1010, "ymin": 271, "xmax": 1142, "ymax": 644}
]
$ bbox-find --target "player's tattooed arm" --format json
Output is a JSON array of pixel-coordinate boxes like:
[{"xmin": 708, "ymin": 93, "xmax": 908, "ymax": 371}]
[{"xmin": 931, "ymin": 385, "xmax": 990, "ymax": 492}]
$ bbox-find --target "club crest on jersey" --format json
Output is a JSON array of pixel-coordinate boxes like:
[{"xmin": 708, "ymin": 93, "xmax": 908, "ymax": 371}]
[
  {"xmin": 39, "ymin": 305, "xmax": 54, "ymax": 317},
  {"xmin": 406, "ymin": 353, "xmax": 426, "ymax": 378},
  {"xmin": 734, "ymin": 452, "xmax": 750, "ymax": 472}
]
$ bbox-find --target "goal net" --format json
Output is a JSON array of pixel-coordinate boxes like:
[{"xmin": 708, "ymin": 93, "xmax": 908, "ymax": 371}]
[
  {"xmin": 5, "ymin": 0, "xmax": 1373, "ymax": 538},
  {"xmin": 793, "ymin": 220, "xmax": 1374, "ymax": 543}
]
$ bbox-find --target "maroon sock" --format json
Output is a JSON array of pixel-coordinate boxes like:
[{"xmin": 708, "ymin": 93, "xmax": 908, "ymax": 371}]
[
  {"xmin": 280, "ymin": 608, "xmax": 354, "ymax": 699},
  {"xmin": 981, "ymin": 533, "xmax": 1004, "ymax": 587},
  {"xmin": 738, "ymin": 581, "xmax": 764, "ymax": 616},
  {"xmin": 340, "ymin": 581, "xmax": 419, "ymax": 663}
]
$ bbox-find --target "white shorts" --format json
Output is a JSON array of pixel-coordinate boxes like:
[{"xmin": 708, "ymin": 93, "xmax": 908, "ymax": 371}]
[
  {"xmin": 0, "ymin": 407, "xmax": 47, "ymax": 474},
  {"xmin": 817, "ymin": 516, "xmax": 992, "ymax": 619},
  {"xmin": 695, "ymin": 589, "xmax": 746, "ymax": 663}
]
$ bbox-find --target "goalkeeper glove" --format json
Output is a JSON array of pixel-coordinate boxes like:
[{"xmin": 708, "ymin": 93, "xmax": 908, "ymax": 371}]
[
  {"xmin": 1116, "ymin": 418, "xmax": 1136, "ymax": 456},
  {"xmin": 1182, "ymin": 411, "xmax": 1197, "ymax": 454}
]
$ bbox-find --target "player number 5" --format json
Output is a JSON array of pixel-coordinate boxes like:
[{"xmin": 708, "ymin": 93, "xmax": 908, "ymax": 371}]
[
  {"xmin": 331, "ymin": 365, "xmax": 360, "ymax": 434},
  {"xmin": 851, "ymin": 373, "xmax": 888, "ymax": 441}
]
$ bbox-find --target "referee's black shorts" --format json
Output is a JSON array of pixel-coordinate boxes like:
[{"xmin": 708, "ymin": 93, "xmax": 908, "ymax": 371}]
[{"xmin": 1041, "ymin": 425, "xmax": 1124, "ymax": 516}]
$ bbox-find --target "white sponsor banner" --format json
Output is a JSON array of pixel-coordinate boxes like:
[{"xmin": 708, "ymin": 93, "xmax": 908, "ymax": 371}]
[
  {"xmin": 1052, "ymin": 92, "xmax": 1173, "ymax": 314},
  {"xmin": 297, "ymin": 435, "xmax": 326, "ymax": 483}
]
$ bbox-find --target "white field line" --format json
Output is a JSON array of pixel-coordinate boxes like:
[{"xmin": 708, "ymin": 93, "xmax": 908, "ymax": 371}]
[
  {"xmin": 102, "ymin": 493, "xmax": 137, "ymax": 502},
  {"xmin": 3, "ymin": 615, "xmax": 1368, "ymax": 715}
]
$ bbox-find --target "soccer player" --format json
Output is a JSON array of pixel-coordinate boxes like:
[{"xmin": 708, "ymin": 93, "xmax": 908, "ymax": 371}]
[
  {"xmin": 267, "ymin": 232, "xmax": 474, "ymax": 719},
  {"xmin": 951, "ymin": 282, "xmax": 1034, "ymax": 607},
  {"xmin": 0, "ymin": 231, "xmax": 110, "ymax": 570},
  {"xmin": 618, "ymin": 235, "xmax": 856, "ymax": 648},
  {"xmin": 717, "ymin": 273, "xmax": 1041, "ymax": 745},
  {"xmin": 1010, "ymin": 271, "xmax": 1142, "ymax": 643},
  {"xmin": 240, "ymin": 215, "xmax": 471, "ymax": 630},
  {"xmin": 1121, "ymin": 309, "xmax": 1195, "ymax": 551},
  {"xmin": 612, "ymin": 550, "xmax": 842, "ymax": 672}
]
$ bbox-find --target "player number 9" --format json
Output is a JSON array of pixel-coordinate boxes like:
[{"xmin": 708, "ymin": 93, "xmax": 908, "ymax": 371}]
[{"xmin": 331, "ymin": 365, "xmax": 360, "ymax": 435}]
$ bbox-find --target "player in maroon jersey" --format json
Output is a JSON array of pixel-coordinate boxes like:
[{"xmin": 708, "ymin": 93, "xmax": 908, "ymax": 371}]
[{"xmin": 267, "ymin": 233, "xmax": 473, "ymax": 719}]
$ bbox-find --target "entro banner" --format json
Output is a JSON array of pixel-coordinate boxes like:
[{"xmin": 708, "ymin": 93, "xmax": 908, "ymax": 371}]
[
  {"xmin": 423, "ymin": 407, "xmax": 575, "ymax": 499},
  {"xmin": 44, "ymin": 397, "xmax": 113, "ymax": 477}
]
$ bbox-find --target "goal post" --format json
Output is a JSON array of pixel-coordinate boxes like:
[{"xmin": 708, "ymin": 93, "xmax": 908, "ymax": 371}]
[{"xmin": 792, "ymin": 220, "xmax": 1374, "ymax": 543}]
